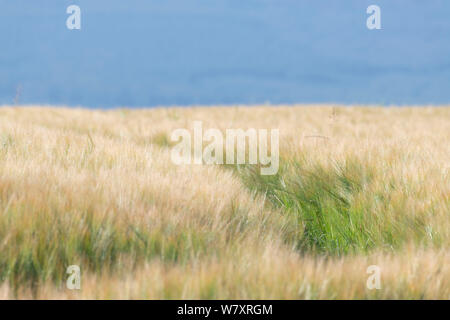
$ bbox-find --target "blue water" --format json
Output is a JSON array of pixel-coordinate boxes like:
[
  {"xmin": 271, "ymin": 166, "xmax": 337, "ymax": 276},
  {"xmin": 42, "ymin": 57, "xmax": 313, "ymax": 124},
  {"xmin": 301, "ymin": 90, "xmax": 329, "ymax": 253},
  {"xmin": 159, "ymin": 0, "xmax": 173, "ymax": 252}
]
[{"xmin": 1, "ymin": 0, "xmax": 449, "ymax": 108}]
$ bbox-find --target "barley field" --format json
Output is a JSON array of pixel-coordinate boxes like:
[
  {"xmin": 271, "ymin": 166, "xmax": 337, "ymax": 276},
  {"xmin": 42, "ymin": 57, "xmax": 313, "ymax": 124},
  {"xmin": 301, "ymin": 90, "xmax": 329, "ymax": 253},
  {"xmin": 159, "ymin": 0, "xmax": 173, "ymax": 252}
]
[{"xmin": 0, "ymin": 105, "xmax": 448, "ymax": 299}]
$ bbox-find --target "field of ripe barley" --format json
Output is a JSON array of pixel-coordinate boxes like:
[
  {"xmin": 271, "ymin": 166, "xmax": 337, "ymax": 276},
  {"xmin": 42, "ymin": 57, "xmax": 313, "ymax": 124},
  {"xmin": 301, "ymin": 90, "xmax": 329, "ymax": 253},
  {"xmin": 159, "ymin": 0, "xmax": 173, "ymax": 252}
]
[{"xmin": 0, "ymin": 105, "xmax": 448, "ymax": 299}]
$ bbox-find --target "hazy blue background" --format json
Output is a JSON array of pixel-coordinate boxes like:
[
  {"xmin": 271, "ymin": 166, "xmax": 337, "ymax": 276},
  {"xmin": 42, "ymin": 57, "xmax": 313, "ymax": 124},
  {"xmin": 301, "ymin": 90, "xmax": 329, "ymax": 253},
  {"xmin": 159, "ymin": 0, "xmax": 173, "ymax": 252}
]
[{"xmin": 1, "ymin": 0, "xmax": 449, "ymax": 108}]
